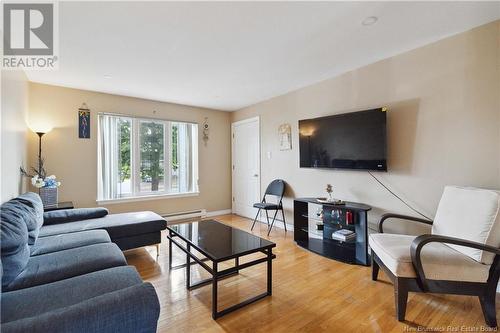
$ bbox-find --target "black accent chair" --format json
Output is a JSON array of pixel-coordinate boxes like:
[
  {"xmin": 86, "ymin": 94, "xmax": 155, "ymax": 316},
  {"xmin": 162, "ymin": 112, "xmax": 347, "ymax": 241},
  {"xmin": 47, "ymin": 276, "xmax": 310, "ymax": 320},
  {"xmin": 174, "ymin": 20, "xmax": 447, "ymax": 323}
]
[
  {"xmin": 251, "ymin": 179, "xmax": 286, "ymax": 236},
  {"xmin": 370, "ymin": 186, "xmax": 500, "ymax": 327}
]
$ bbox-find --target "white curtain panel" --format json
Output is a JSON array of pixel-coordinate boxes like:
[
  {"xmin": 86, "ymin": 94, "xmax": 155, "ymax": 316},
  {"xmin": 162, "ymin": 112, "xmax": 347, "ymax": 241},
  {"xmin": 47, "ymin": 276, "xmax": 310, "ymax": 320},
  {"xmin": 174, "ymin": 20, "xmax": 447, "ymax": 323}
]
[{"xmin": 98, "ymin": 114, "xmax": 119, "ymax": 200}]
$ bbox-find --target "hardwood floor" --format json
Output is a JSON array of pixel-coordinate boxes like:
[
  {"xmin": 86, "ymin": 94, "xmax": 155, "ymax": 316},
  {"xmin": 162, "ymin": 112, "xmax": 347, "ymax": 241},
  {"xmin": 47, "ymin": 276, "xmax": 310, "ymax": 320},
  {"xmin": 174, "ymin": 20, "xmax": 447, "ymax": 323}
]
[{"xmin": 124, "ymin": 214, "xmax": 499, "ymax": 332}]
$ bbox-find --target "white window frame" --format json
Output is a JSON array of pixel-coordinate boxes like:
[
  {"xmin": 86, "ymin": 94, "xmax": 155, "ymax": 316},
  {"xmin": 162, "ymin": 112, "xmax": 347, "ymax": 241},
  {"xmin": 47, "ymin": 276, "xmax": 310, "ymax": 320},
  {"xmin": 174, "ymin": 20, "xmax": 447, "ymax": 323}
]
[{"xmin": 97, "ymin": 113, "xmax": 199, "ymax": 204}]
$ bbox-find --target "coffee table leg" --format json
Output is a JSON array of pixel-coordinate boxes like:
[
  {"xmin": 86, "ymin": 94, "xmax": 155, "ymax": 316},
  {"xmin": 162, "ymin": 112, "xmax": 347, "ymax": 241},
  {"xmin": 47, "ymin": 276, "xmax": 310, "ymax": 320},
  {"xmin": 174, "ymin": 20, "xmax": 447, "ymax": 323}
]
[
  {"xmin": 267, "ymin": 249, "xmax": 272, "ymax": 295},
  {"xmin": 168, "ymin": 231, "xmax": 173, "ymax": 269},
  {"xmin": 212, "ymin": 261, "xmax": 218, "ymax": 319},
  {"xmin": 186, "ymin": 243, "xmax": 191, "ymax": 288}
]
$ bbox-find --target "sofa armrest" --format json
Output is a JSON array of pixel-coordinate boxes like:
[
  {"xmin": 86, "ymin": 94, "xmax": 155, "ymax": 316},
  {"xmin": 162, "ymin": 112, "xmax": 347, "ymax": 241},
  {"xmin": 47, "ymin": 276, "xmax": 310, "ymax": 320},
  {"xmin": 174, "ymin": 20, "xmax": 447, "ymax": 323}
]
[
  {"xmin": 1, "ymin": 283, "xmax": 160, "ymax": 333},
  {"xmin": 378, "ymin": 213, "xmax": 433, "ymax": 233},
  {"xmin": 43, "ymin": 208, "xmax": 109, "ymax": 225},
  {"xmin": 410, "ymin": 234, "xmax": 500, "ymax": 291}
]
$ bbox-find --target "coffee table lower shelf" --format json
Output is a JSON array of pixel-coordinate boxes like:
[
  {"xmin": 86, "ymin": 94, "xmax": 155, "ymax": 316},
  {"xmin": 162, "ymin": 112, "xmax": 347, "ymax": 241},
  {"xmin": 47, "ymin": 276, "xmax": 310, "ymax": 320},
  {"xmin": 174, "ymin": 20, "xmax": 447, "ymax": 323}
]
[{"xmin": 167, "ymin": 231, "xmax": 276, "ymax": 319}]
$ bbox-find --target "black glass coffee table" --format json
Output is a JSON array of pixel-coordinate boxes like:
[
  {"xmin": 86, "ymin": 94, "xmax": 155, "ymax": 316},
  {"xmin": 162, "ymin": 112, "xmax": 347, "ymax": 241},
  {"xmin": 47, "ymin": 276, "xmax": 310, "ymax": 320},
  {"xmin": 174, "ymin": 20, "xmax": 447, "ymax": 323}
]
[{"xmin": 166, "ymin": 219, "xmax": 276, "ymax": 319}]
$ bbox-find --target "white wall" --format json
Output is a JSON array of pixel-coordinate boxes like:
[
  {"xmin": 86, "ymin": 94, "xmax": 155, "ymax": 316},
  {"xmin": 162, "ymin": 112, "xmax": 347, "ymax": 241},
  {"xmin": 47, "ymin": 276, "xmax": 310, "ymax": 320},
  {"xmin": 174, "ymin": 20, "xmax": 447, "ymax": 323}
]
[
  {"xmin": 232, "ymin": 21, "xmax": 500, "ymax": 233},
  {"xmin": 1, "ymin": 70, "xmax": 29, "ymax": 203}
]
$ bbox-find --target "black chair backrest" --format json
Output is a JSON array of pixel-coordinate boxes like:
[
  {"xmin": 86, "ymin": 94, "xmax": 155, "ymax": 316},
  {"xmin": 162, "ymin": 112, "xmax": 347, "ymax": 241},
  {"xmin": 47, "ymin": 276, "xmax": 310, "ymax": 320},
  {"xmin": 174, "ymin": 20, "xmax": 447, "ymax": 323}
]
[{"xmin": 264, "ymin": 179, "xmax": 286, "ymax": 199}]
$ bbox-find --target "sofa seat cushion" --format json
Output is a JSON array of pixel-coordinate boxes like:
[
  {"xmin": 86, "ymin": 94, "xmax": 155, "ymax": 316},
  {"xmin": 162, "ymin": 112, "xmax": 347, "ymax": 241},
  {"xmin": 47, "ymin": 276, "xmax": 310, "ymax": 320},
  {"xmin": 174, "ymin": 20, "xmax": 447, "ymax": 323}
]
[
  {"xmin": 369, "ymin": 233, "xmax": 491, "ymax": 283},
  {"xmin": 4, "ymin": 243, "xmax": 127, "ymax": 292},
  {"xmin": 39, "ymin": 211, "xmax": 167, "ymax": 239},
  {"xmin": 30, "ymin": 230, "xmax": 111, "ymax": 256},
  {"xmin": 2, "ymin": 283, "xmax": 160, "ymax": 333},
  {"xmin": 1, "ymin": 266, "xmax": 142, "ymax": 323}
]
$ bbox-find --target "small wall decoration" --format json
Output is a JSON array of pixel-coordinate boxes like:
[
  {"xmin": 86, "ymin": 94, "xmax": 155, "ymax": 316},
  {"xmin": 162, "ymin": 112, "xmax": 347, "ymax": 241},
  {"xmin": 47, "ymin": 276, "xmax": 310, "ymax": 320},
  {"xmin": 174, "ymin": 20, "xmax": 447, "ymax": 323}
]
[
  {"xmin": 78, "ymin": 103, "xmax": 90, "ymax": 139},
  {"xmin": 202, "ymin": 117, "xmax": 209, "ymax": 146},
  {"xmin": 278, "ymin": 123, "xmax": 292, "ymax": 150}
]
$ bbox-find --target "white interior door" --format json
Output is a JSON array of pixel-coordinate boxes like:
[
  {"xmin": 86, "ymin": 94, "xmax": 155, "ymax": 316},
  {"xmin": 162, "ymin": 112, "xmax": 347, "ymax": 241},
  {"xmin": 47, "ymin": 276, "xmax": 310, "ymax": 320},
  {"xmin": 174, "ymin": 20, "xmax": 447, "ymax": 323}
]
[{"xmin": 232, "ymin": 117, "xmax": 260, "ymax": 219}]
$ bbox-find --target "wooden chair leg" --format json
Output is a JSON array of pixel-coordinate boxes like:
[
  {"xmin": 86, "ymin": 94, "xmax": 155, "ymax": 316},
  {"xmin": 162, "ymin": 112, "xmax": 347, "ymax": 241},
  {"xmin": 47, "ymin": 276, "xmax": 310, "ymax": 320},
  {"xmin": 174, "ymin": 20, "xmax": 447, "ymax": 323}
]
[
  {"xmin": 372, "ymin": 256, "xmax": 379, "ymax": 281},
  {"xmin": 251, "ymin": 209, "xmax": 261, "ymax": 231},
  {"xmin": 394, "ymin": 278, "xmax": 408, "ymax": 321},
  {"xmin": 479, "ymin": 293, "xmax": 498, "ymax": 327}
]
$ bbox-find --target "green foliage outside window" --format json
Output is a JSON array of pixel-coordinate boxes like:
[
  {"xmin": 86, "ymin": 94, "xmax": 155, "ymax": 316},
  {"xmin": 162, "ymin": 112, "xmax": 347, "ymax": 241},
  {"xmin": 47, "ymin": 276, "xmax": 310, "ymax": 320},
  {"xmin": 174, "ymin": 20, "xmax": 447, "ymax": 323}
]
[
  {"xmin": 171, "ymin": 125, "xmax": 178, "ymax": 171},
  {"xmin": 119, "ymin": 119, "xmax": 131, "ymax": 181},
  {"xmin": 118, "ymin": 120, "xmax": 179, "ymax": 192},
  {"xmin": 140, "ymin": 122, "xmax": 164, "ymax": 191}
]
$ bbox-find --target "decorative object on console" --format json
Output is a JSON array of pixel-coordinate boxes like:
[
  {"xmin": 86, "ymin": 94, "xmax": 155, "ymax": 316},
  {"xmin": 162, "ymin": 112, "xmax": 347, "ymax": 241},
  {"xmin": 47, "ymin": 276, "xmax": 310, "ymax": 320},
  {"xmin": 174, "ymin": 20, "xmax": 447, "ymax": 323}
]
[
  {"xmin": 332, "ymin": 229, "xmax": 356, "ymax": 242},
  {"xmin": 203, "ymin": 117, "xmax": 209, "ymax": 145},
  {"xmin": 278, "ymin": 123, "xmax": 292, "ymax": 150},
  {"xmin": 316, "ymin": 184, "xmax": 344, "ymax": 204},
  {"xmin": 315, "ymin": 207, "xmax": 324, "ymax": 230},
  {"xmin": 326, "ymin": 184, "xmax": 333, "ymax": 201},
  {"xmin": 346, "ymin": 210, "xmax": 354, "ymax": 225},
  {"xmin": 316, "ymin": 198, "xmax": 344, "ymax": 204},
  {"xmin": 78, "ymin": 103, "xmax": 90, "ymax": 139}
]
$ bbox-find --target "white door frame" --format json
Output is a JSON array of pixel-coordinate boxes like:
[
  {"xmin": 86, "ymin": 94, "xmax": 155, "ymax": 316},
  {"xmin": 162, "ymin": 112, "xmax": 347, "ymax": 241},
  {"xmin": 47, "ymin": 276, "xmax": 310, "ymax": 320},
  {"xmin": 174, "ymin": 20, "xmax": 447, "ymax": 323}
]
[{"xmin": 231, "ymin": 116, "xmax": 261, "ymax": 216}]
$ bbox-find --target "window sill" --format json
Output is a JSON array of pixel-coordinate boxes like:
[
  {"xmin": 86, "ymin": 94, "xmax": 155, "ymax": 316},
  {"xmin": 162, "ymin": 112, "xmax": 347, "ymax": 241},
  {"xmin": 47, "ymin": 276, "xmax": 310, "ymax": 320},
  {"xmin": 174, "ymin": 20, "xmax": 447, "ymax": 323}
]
[{"xmin": 96, "ymin": 192, "xmax": 200, "ymax": 205}]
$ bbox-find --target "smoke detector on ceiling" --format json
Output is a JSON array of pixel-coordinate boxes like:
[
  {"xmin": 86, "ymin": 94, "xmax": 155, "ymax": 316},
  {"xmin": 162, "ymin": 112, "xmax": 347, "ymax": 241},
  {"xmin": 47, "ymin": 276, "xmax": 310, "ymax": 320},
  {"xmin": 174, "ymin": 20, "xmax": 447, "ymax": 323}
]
[{"xmin": 362, "ymin": 16, "xmax": 378, "ymax": 26}]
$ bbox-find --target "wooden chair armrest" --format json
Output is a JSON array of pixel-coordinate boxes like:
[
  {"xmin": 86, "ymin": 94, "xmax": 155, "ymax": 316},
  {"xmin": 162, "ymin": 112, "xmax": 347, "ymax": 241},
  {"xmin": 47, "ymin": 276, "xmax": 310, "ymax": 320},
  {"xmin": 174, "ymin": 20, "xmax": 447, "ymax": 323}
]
[
  {"xmin": 410, "ymin": 234, "xmax": 500, "ymax": 291},
  {"xmin": 378, "ymin": 213, "xmax": 433, "ymax": 233}
]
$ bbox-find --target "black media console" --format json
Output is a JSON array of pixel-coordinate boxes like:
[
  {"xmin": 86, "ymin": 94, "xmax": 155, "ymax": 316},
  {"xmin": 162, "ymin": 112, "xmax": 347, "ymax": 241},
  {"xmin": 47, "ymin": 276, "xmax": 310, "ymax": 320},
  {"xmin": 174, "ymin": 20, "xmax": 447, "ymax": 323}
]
[{"xmin": 293, "ymin": 198, "xmax": 371, "ymax": 266}]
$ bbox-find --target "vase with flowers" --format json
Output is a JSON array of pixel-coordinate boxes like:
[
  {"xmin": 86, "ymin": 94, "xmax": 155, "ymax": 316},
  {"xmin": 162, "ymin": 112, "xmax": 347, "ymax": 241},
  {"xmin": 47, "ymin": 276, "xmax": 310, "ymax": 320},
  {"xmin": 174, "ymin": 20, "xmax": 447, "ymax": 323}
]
[
  {"xmin": 20, "ymin": 149, "xmax": 61, "ymax": 207},
  {"xmin": 29, "ymin": 174, "xmax": 61, "ymax": 207},
  {"xmin": 35, "ymin": 175, "xmax": 61, "ymax": 207},
  {"xmin": 326, "ymin": 184, "xmax": 333, "ymax": 202}
]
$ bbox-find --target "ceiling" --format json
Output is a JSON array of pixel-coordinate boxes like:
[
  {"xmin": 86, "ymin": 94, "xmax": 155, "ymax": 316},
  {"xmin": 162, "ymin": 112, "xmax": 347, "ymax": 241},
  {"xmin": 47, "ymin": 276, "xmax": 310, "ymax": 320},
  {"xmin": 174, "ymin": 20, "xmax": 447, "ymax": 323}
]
[{"xmin": 26, "ymin": 2, "xmax": 500, "ymax": 111}]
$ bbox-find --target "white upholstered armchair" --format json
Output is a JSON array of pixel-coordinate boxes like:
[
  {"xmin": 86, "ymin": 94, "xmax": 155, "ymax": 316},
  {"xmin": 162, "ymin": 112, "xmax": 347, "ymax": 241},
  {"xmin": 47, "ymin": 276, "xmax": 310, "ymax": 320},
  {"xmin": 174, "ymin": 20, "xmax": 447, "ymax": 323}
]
[{"xmin": 370, "ymin": 186, "xmax": 500, "ymax": 327}]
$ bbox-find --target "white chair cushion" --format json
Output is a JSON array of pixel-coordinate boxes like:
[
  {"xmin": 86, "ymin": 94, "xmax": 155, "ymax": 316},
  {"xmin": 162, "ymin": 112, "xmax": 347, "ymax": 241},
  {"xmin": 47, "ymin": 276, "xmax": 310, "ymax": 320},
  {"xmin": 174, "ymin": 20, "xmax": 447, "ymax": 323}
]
[
  {"xmin": 369, "ymin": 233, "xmax": 491, "ymax": 283},
  {"xmin": 432, "ymin": 186, "xmax": 500, "ymax": 264}
]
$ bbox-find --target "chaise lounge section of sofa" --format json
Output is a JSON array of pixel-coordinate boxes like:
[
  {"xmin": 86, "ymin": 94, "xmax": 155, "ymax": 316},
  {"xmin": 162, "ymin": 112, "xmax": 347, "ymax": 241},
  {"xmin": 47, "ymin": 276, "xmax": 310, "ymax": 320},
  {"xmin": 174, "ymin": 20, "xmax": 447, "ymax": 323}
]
[
  {"xmin": 0, "ymin": 192, "xmax": 164, "ymax": 333},
  {"xmin": 41, "ymin": 208, "xmax": 167, "ymax": 251}
]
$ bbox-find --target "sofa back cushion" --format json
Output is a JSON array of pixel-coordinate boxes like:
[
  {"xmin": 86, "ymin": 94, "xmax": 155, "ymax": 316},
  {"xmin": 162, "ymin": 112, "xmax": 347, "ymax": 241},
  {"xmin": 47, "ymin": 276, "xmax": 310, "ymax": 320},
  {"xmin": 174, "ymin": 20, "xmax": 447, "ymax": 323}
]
[
  {"xmin": 43, "ymin": 207, "xmax": 109, "ymax": 225},
  {"xmin": 15, "ymin": 192, "xmax": 44, "ymax": 244},
  {"xmin": 432, "ymin": 186, "xmax": 500, "ymax": 264},
  {"xmin": 0, "ymin": 198, "xmax": 30, "ymax": 287}
]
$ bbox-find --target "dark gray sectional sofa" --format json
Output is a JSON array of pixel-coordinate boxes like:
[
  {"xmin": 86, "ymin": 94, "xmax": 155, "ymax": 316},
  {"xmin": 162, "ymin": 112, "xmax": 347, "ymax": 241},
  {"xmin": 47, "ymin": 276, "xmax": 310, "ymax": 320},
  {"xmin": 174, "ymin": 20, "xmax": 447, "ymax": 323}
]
[{"xmin": 1, "ymin": 192, "xmax": 167, "ymax": 333}]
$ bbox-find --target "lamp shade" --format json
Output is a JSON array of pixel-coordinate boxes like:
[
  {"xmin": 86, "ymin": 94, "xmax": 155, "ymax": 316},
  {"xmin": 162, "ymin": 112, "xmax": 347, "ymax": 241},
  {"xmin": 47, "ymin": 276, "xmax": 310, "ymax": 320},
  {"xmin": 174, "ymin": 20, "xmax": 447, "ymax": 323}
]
[{"xmin": 29, "ymin": 123, "xmax": 52, "ymax": 134}]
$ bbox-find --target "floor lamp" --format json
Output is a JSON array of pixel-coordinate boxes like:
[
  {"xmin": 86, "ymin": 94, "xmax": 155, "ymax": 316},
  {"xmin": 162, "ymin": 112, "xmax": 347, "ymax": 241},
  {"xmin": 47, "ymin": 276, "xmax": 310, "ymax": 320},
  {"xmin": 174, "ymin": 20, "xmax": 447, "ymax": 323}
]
[{"xmin": 36, "ymin": 131, "xmax": 45, "ymax": 175}]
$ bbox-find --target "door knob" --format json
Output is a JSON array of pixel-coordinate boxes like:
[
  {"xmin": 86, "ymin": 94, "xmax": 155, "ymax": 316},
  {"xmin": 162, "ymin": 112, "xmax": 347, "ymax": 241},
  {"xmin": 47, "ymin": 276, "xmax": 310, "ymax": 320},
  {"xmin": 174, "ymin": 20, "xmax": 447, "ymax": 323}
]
[{"xmin": 253, "ymin": 174, "xmax": 259, "ymax": 177}]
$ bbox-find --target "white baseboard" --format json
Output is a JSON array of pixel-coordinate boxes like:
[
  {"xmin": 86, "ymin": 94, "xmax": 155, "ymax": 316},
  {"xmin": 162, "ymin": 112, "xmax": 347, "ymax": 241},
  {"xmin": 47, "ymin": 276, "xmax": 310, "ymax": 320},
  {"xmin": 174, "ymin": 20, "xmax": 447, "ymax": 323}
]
[
  {"xmin": 206, "ymin": 209, "xmax": 232, "ymax": 217},
  {"xmin": 162, "ymin": 209, "xmax": 207, "ymax": 221}
]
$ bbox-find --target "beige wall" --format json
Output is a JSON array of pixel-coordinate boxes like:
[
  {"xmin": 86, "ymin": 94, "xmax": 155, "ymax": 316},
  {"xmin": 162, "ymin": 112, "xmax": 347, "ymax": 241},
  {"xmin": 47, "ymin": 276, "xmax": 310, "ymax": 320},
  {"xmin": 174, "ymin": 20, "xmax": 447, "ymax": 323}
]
[
  {"xmin": 232, "ymin": 21, "xmax": 500, "ymax": 232},
  {"xmin": 28, "ymin": 83, "xmax": 232, "ymax": 214},
  {"xmin": 1, "ymin": 70, "xmax": 29, "ymax": 203}
]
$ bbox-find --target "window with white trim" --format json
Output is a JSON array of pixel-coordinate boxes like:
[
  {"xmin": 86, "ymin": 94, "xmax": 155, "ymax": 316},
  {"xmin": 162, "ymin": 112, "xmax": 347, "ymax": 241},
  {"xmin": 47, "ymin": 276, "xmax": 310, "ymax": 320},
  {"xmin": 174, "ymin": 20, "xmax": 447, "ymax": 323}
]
[{"xmin": 97, "ymin": 114, "xmax": 198, "ymax": 201}]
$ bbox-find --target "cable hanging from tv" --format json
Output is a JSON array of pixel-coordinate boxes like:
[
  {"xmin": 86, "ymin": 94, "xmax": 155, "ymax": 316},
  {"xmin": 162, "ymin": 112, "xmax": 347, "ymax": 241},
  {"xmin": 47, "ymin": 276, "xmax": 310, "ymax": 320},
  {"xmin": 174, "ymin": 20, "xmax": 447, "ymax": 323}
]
[{"xmin": 367, "ymin": 171, "xmax": 433, "ymax": 221}]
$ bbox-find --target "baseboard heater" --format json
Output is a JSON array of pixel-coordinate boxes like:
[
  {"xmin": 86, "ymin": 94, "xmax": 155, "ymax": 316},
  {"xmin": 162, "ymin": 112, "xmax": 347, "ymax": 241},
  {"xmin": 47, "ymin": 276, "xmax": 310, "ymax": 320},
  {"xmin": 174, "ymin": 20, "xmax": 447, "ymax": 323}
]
[{"xmin": 162, "ymin": 209, "xmax": 207, "ymax": 222}]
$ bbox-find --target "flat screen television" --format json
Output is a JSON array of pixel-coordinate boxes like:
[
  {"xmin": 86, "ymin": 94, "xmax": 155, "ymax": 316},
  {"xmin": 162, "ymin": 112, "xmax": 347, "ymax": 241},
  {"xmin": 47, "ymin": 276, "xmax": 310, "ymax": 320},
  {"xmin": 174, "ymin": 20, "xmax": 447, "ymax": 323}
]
[{"xmin": 299, "ymin": 108, "xmax": 387, "ymax": 171}]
